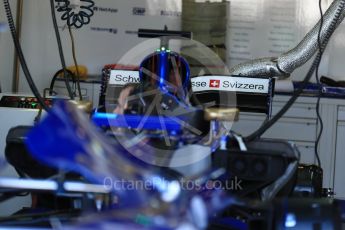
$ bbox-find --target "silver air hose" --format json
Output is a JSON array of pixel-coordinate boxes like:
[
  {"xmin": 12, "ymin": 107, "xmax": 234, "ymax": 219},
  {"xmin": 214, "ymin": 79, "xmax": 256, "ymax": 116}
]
[
  {"xmin": 230, "ymin": 0, "xmax": 345, "ymax": 79},
  {"xmin": 245, "ymin": 0, "xmax": 345, "ymax": 142}
]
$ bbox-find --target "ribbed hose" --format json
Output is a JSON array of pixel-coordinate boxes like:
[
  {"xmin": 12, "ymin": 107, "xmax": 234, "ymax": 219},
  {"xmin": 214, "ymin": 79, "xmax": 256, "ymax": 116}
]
[
  {"xmin": 245, "ymin": 0, "xmax": 345, "ymax": 142},
  {"xmin": 50, "ymin": 0, "xmax": 74, "ymax": 100},
  {"xmin": 3, "ymin": 0, "xmax": 49, "ymax": 111},
  {"xmin": 98, "ymin": 68, "xmax": 110, "ymax": 111},
  {"xmin": 67, "ymin": 26, "xmax": 83, "ymax": 101}
]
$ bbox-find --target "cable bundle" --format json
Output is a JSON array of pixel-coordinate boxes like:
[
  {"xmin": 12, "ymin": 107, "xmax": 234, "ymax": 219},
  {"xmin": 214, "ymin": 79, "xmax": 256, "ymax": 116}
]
[
  {"xmin": 55, "ymin": 0, "xmax": 95, "ymax": 29},
  {"xmin": 3, "ymin": 0, "xmax": 50, "ymax": 111}
]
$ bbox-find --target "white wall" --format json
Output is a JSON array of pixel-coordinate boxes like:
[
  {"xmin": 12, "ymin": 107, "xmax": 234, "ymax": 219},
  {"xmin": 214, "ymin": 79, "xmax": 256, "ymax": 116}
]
[
  {"xmin": 1, "ymin": 0, "xmax": 345, "ymax": 94},
  {"xmin": 328, "ymin": 16, "xmax": 345, "ymax": 81},
  {"xmin": 17, "ymin": 0, "xmax": 182, "ymax": 93}
]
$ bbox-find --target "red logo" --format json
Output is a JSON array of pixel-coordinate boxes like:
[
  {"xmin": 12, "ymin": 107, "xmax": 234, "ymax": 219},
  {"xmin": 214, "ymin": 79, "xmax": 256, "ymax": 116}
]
[{"xmin": 209, "ymin": 80, "xmax": 220, "ymax": 88}]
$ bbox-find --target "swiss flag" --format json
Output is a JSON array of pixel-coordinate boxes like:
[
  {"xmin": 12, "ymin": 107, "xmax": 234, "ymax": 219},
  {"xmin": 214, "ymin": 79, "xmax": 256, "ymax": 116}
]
[{"xmin": 209, "ymin": 80, "xmax": 221, "ymax": 88}]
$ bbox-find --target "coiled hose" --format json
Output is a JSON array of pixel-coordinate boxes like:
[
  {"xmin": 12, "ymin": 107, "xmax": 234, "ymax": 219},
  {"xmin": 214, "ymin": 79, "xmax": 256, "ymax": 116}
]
[{"xmin": 55, "ymin": 0, "xmax": 95, "ymax": 29}]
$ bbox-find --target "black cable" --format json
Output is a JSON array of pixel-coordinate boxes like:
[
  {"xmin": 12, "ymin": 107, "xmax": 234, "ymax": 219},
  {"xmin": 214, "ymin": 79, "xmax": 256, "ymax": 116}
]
[
  {"xmin": 315, "ymin": 87, "xmax": 323, "ymax": 167},
  {"xmin": 3, "ymin": 0, "xmax": 49, "ymax": 111},
  {"xmin": 315, "ymin": 0, "xmax": 325, "ymax": 168},
  {"xmin": 0, "ymin": 209, "xmax": 80, "ymax": 224},
  {"xmin": 50, "ymin": 0, "xmax": 75, "ymax": 100},
  {"xmin": 245, "ymin": 0, "xmax": 345, "ymax": 143},
  {"xmin": 49, "ymin": 69, "xmax": 75, "ymax": 96}
]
